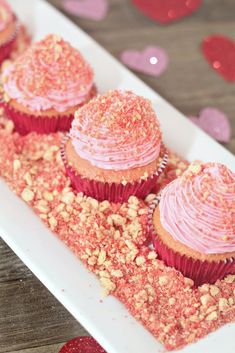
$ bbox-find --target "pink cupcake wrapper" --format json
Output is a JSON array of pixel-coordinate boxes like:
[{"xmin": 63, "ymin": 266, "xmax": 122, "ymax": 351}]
[
  {"xmin": 148, "ymin": 196, "xmax": 235, "ymax": 286},
  {"xmin": 0, "ymin": 19, "xmax": 19, "ymax": 64},
  {"xmin": 61, "ymin": 135, "xmax": 168, "ymax": 203},
  {"xmin": 1, "ymin": 85, "xmax": 97, "ymax": 135}
]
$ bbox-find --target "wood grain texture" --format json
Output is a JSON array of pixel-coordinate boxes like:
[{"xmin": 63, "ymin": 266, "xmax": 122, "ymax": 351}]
[
  {"xmin": 8, "ymin": 343, "xmax": 64, "ymax": 353},
  {"xmin": 1, "ymin": 0, "xmax": 235, "ymax": 352},
  {"xmin": 0, "ymin": 241, "xmax": 88, "ymax": 353}
]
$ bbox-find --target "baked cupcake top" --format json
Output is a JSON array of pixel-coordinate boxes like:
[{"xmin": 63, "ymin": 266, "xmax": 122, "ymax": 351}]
[
  {"xmin": 2, "ymin": 34, "xmax": 94, "ymax": 112},
  {"xmin": 0, "ymin": 0, "xmax": 14, "ymax": 32},
  {"xmin": 70, "ymin": 90, "xmax": 162, "ymax": 171},
  {"xmin": 159, "ymin": 162, "xmax": 235, "ymax": 254}
]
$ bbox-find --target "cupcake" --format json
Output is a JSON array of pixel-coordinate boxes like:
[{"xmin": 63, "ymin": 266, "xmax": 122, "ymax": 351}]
[
  {"xmin": 149, "ymin": 162, "xmax": 235, "ymax": 286},
  {"xmin": 1, "ymin": 34, "xmax": 96, "ymax": 134},
  {"xmin": 61, "ymin": 90, "xmax": 168, "ymax": 203},
  {"xmin": 0, "ymin": 0, "xmax": 18, "ymax": 64}
]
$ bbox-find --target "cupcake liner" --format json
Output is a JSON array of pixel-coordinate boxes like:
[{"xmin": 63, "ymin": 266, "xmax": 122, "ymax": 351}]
[
  {"xmin": 148, "ymin": 196, "xmax": 235, "ymax": 286},
  {"xmin": 1, "ymin": 85, "xmax": 97, "ymax": 135},
  {"xmin": 2, "ymin": 101, "xmax": 74, "ymax": 135},
  {"xmin": 0, "ymin": 20, "xmax": 19, "ymax": 64},
  {"xmin": 61, "ymin": 135, "xmax": 168, "ymax": 203}
]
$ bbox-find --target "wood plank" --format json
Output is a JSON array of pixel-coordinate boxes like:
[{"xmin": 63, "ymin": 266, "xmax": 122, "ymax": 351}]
[
  {"xmin": 8, "ymin": 343, "xmax": 64, "ymax": 353},
  {"xmin": 0, "ymin": 241, "xmax": 88, "ymax": 353},
  {"xmin": 0, "ymin": 240, "xmax": 33, "ymax": 283}
]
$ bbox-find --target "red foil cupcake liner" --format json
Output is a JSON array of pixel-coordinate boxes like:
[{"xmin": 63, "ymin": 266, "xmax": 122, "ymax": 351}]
[
  {"xmin": 148, "ymin": 196, "xmax": 235, "ymax": 286},
  {"xmin": 0, "ymin": 21, "xmax": 19, "ymax": 64},
  {"xmin": 61, "ymin": 135, "xmax": 168, "ymax": 203},
  {"xmin": 1, "ymin": 85, "xmax": 97, "ymax": 135},
  {"xmin": 1, "ymin": 101, "xmax": 74, "ymax": 135}
]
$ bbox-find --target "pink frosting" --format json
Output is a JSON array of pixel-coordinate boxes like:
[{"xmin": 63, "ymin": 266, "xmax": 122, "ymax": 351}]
[
  {"xmin": 0, "ymin": 0, "xmax": 14, "ymax": 32},
  {"xmin": 0, "ymin": 0, "xmax": 14, "ymax": 31},
  {"xmin": 2, "ymin": 34, "xmax": 94, "ymax": 112},
  {"xmin": 159, "ymin": 162, "xmax": 235, "ymax": 254},
  {"xmin": 70, "ymin": 90, "xmax": 162, "ymax": 171}
]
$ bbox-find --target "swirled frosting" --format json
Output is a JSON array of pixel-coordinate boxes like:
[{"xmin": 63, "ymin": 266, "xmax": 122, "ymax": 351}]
[
  {"xmin": 2, "ymin": 34, "xmax": 94, "ymax": 112},
  {"xmin": 70, "ymin": 90, "xmax": 162, "ymax": 170},
  {"xmin": 159, "ymin": 162, "xmax": 235, "ymax": 254},
  {"xmin": 0, "ymin": 0, "xmax": 13, "ymax": 32}
]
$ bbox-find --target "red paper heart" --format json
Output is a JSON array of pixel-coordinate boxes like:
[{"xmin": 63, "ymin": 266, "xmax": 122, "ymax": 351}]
[
  {"xmin": 189, "ymin": 107, "xmax": 231, "ymax": 143},
  {"xmin": 132, "ymin": 0, "xmax": 202, "ymax": 24},
  {"xmin": 59, "ymin": 337, "xmax": 106, "ymax": 353},
  {"xmin": 202, "ymin": 35, "xmax": 235, "ymax": 82}
]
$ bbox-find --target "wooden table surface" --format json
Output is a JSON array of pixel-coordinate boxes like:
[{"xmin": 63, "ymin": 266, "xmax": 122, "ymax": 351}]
[{"xmin": 1, "ymin": 1, "xmax": 235, "ymax": 352}]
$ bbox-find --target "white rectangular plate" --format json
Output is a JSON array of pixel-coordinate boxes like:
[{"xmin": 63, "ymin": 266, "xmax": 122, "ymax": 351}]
[{"xmin": 1, "ymin": 1, "xmax": 235, "ymax": 352}]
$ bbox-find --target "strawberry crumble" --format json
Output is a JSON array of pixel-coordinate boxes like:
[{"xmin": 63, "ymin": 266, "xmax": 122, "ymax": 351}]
[
  {"xmin": 0, "ymin": 16, "xmax": 234, "ymax": 353},
  {"xmin": 0, "ymin": 113, "xmax": 235, "ymax": 351},
  {"xmin": 1, "ymin": 31, "xmax": 235, "ymax": 351}
]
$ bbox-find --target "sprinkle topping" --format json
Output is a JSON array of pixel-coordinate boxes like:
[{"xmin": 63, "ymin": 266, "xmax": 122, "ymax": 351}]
[
  {"xmin": 0, "ymin": 111, "xmax": 235, "ymax": 350},
  {"xmin": 159, "ymin": 161, "xmax": 235, "ymax": 254},
  {"xmin": 2, "ymin": 34, "xmax": 94, "ymax": 112},
  {"xmin": 1, "ymin": 28, "xmax": 235, "ymax": 353},
  {"xmin": 0, "ymin": 0, "xmax": 13, "ymax": 31},
  {"xmin": 70, "ymin": 90, "xmax": 162, "ymax": 170}
]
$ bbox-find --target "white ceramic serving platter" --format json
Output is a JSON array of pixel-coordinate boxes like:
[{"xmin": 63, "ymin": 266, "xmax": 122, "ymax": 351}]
[{"xmin": 1, "ymin": 1, "xmax": 234, "ymax": 352}]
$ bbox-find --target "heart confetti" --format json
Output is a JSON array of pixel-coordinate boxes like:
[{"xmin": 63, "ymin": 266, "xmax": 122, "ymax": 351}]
[
  {"xmin": 62, "ymin": 0, "xmax": 108, "ymax": 21},
  {"xmin": 189, "ymin": 107, "xmax": 231, "ymax": 143},
  {"xmin": 202, "ymin": 35, "xmax": 235, "ymax": 82},
  {"xmin": 121, "ymin": 46, "xmax": 169, "ymax": 77},
  {"xmin": 132, "ymin": 0, "xmax": 202, "ymax": 24},
  {"xmin": 59, "ymin": 337, "xmax": 106, "ymax": 353}
]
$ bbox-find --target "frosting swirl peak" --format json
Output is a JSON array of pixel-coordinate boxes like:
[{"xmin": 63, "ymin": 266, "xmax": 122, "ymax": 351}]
[
  {"xmin": 159, "ymin": 162, "xmax": 235, "ymax": 254},
  {"xmin": 70, "ymin": 90, "xmax": 162, "ymax": 170},
  {"xmin": 2, "ymin": 34, "xmax": 94, "ymax": 112}
]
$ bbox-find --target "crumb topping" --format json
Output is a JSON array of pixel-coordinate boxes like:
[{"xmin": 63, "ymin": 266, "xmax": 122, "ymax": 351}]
[
  {"xmin": 70, "ymin": 90, "xmax": 162, "ymax": 170},
  {"xmin": 2, "ymin": 34, "xmax": 94, "ymax": 112},
  {"xmin": 0, "ymin": 32, "xmax": 234, "ymax": 351}
]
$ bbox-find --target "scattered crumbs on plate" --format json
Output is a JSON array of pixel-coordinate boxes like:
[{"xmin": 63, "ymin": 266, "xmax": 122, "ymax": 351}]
[{"xmin": 0, "ymin": 114, "xmax": 234, "ymax": 350}]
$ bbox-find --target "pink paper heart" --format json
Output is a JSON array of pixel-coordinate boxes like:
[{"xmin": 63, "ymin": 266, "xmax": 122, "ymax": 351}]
[
  {"xmin": 121, "ymin": 46, "xmax": 169, "ymax": 77},
  {"xmin": 189, "ymin": 107, "xmax": 231, "ymax": 143},
  {"xmin": 62, "ymin": 0, "xmax": 108, "ymax": 21}
]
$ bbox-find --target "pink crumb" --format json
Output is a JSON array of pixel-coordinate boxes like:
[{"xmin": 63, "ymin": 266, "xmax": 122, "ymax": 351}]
[{"xmin": 0, "ymin": 87, "xmax": 234, "ymax": 352}]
